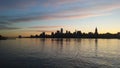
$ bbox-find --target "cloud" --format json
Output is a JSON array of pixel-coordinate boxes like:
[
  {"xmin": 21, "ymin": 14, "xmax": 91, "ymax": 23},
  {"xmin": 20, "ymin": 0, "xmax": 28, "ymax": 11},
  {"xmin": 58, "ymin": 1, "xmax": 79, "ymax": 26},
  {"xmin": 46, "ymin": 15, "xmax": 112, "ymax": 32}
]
[
  {"xmin": 27, "ymin": 25, "xmax": 64, "ymax": 33},
  {"xmin": 24, "ymin": 30, "xmax": 56, "ymax": 33},
  {"xmin": 0, "ymin": 0, "xmax": 120, "ymax": 24},
  {"xmin": 0, "ymin": 0, "xmax": 120, "ymax": 10},
  {"xmin": 0, "ymin": 0, "xmax": 38, "ymax": 10},
  {"xmin": 25, "ymin": 25, "xmax": 65, "ymax": 33},
  {"xmin": 43, "ymin": 0, "xmax": 82, "ymax": 6},
  {"xmin": 0, "ymin": 25, "xmax": 20, "ymax": 30},
  {"xmin": 0, "ymin": 21, "xmax": 12, "ymax": 25},
  {"xmin": 6, "ymin": 12, "xmax": 111, "ymax": 23},
  {"xmin": 29, "ymin": 26, "xmax": 64, "ymax": 28},
  {"xmin": 0, "ymin": 0, "xmax": 81, "ymax": 10}
]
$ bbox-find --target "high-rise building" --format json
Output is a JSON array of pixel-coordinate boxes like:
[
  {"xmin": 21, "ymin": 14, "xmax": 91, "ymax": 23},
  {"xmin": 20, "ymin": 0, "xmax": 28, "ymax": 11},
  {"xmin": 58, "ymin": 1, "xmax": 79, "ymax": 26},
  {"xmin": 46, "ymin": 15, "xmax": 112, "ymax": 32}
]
[
  {"xmin": 61, "ymin": 28, "xmax": 63, "ymax": 34},
  {"xmin": 95, "ymin": 27, "xmax": 98, "ymax": 35}
]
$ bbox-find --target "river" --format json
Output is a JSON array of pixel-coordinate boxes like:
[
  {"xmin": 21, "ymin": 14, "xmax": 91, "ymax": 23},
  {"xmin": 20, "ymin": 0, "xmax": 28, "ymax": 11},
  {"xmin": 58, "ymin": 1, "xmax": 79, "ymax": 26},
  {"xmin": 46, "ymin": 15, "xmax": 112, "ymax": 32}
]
[{"xmin": 0, "ymin": 38, "xmax": 120, "ymax": 68}]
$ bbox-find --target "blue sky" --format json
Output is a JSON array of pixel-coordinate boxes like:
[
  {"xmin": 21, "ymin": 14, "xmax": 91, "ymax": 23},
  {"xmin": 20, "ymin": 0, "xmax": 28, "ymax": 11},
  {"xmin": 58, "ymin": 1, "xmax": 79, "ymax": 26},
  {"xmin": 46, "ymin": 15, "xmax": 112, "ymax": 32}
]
[{"xmin": 0, "ymin": 0, "xmax": 120, "ymax": 37}]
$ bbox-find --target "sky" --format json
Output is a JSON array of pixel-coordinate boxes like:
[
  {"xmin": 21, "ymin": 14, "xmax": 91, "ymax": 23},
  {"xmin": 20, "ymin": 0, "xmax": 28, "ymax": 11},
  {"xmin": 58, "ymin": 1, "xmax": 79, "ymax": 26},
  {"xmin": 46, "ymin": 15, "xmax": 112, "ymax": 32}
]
[{"xmin": 0, "ymin": 0, "xmax": 120, "ymax": 37}]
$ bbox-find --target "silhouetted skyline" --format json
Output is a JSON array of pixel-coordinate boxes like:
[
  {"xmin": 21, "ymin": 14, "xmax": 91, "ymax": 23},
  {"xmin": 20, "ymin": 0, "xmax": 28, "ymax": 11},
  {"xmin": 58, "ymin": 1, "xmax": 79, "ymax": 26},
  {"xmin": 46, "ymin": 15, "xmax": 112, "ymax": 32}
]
[{"xmin": 17, "ymin": 28, "xmax": 120, "ymax": 39}]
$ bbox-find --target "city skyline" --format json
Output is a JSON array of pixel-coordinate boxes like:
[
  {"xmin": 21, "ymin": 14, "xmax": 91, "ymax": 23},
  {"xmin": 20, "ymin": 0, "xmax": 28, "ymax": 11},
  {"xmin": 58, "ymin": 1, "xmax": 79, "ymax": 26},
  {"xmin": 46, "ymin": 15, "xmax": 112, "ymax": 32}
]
[
  {"xmin": 0, "ymin": 0, "xmax": 120, "ymax": 37},
  {"xmin": 21, "ymin": 28, "xmax": 119, "ymax": 39}
]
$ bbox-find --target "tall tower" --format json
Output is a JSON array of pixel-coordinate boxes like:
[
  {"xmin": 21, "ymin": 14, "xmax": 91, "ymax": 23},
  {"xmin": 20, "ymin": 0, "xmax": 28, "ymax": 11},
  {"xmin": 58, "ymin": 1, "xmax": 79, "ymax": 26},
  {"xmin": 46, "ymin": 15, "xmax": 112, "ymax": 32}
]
[
  {"xmin": 61, "ymin": 28, "xmax": 63, "ymax": 34},
  {"xmin": 95, "ymin": 27, "xmax": 98, "ymax": 35}
]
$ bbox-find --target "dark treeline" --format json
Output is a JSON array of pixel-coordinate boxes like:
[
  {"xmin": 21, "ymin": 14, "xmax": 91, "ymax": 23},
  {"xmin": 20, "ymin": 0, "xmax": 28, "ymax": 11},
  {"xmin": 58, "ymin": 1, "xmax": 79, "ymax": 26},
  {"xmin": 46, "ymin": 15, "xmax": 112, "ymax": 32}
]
[{"xmin": 19, "ymin": 28, "xmax": 120, "ymax": 39}]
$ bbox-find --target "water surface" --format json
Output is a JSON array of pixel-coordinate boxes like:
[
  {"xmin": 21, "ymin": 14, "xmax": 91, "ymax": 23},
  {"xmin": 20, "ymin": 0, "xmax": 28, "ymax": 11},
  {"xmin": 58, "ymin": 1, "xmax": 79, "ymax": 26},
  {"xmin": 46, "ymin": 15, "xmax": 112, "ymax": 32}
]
[{"xmin": 0, "ymin": 38, "xmax": 120, "ymax": 68}]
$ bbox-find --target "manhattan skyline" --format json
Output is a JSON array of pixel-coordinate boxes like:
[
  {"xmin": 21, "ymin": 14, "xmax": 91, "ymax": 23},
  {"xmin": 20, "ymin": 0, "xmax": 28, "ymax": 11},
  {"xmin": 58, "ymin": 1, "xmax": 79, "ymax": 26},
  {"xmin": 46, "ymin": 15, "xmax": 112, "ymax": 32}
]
[{"xmin": 0, "ymin": 0, "xmax": 120, "ymax": 37}]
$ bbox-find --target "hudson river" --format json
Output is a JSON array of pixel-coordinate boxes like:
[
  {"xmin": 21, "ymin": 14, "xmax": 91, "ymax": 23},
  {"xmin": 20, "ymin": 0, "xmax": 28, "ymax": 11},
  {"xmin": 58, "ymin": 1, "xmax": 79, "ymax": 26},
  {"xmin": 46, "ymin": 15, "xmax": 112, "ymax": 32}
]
[{"xmin": 0, "ymin": 38, "xmax": 120, "ymax": 68}]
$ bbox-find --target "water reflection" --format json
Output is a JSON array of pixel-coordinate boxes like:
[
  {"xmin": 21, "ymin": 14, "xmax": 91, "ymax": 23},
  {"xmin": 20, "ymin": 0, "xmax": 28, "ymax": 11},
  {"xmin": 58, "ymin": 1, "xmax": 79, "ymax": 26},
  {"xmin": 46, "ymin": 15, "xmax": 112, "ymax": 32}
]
[
  {"xmin": 50, "ymin": 38, "xmax": 64, "ymax": 56},
  {"xmin": 73, "ymin": 39, "xmax": 82, "ymax": 58},
  {"xmin": 55, "ymin": 38, "xmax": 63, "ymax": 52},
  {"xmin": 0, "ymin": 38, "xmax": 120, "ymax": 68},
  {"xmin": 38, "ymin": 38, "xmax": 45, "ymax": 54},
  {"xmin": 95, "ymin": 39, "xmax": 98, "ymax": 57},
  {"xmin": 65, "ymin": 38, "xmax": 71, "ymax": 45}
]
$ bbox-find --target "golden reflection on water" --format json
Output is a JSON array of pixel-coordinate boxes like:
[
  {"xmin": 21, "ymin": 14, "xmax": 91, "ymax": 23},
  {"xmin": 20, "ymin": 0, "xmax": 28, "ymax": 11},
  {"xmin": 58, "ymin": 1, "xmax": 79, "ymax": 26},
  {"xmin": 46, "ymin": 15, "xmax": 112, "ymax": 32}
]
[
  {"xmin": 14, "ymin": 38, "xmax": 120, "ymax": 58},
  {"xmin": 0, "ymin": 38, "xmax": 120, "ymax": 67}
]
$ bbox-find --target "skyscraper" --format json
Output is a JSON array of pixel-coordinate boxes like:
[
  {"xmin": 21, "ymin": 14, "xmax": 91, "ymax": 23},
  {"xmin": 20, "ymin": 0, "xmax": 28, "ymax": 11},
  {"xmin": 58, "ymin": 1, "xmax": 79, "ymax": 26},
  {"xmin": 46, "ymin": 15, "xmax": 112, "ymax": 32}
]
[
  {"xmin": 95, "ymin": 27, "xmax": 98, "ymax": 35},
  {"xmin": 61, "ymin": 28, "xmax": 63, "ymax": 34}
]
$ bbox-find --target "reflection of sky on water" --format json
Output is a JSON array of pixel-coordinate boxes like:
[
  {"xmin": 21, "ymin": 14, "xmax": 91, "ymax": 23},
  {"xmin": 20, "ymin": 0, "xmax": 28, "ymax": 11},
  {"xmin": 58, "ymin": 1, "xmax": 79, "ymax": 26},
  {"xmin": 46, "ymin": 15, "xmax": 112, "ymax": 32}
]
[{"xmin": 0, "ymin": 38, "xmax": 120, "ymax": 68}]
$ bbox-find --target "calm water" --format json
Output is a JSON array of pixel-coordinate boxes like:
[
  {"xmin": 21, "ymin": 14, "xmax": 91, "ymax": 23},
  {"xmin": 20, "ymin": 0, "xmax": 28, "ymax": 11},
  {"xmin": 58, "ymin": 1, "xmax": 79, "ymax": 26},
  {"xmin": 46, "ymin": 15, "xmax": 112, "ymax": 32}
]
[{"xmin": 0, "ymin": 38, "xmax": 120, "ymax": 68}]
